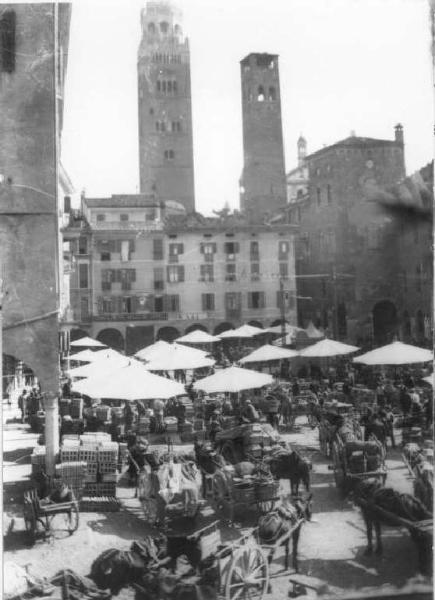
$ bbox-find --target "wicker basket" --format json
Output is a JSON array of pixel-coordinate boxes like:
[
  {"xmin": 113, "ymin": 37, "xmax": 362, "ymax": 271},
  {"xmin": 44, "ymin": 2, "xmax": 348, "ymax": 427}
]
[
  {"xmin": 255, "ymin": 480, "xmax": 279, "ymax": 501},
  {"xmin": 232, "ymin": 483, "xmax": 256, "ymax": 504}
]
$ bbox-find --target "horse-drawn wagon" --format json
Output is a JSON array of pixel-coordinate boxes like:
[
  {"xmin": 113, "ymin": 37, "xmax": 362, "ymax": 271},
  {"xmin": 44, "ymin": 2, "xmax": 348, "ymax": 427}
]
[
  {"xmin": 317, "ymin": 402, "xmax": 357, "ymax": 456},
  {"xmin": 331, "ymin": 436, "xmax": 387, "ymax": 495},
  {"xmin": 402, "ymin": 443, "xmax": 433, "ymax": 513},
  {"xmin": 214, "ymin": 422, "xmax": 282, "ymax": 464}
]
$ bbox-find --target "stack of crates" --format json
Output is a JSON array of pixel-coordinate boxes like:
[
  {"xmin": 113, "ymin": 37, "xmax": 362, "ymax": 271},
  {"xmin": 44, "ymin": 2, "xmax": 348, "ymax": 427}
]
[
  {"xmin": 118, "ymin": 442, "xmax": 128, "ymax": 471},
  {"xmin": 137, "ymin": 416, "xmax": 151, "ymax": 435},
  {"xmin": 70, "ymin": 398, "xmax": 83, "ymax": 419},
  {"xmin": 98, "ymin": 441, "xmax": 118, "ymax": 485},
  {"xmin": 31, "ymin": 445, "xmax": 46, "ymax": 477},
  {"xmin": 60, "ymin": 438, "xmax": 80, "ymax": 463},
  {"xmin": 164, "ymin": 416, "xmax": 178, "ymax": 433},
  {"xmin": 55, "ymin": 461, "xmax": 87, "ymax": 499},
  {"xmin": 96, "ymin": 405, "xmax": 111, "ymax": 422},
  {"xmin": 59, "ymin": 399, "xmax": 71, "ymax": 417},
  {"xmin": 194, "ymin": 418, "xmax": 204, "ymax": 431}
]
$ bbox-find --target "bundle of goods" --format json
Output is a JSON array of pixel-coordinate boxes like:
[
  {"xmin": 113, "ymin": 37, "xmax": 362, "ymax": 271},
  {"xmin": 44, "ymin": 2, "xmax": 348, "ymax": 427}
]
[
  {"xmin": 96, "ymin": 405, "xmax": 111, "ymax": 422},
  {"xmin": 164, "ymin": 416, "xmax": 178, "ymax": 433},
  {"xmin": 255, "ymin": 478, "xmax": 280, "ymax": 502},
  {"xmin": 55, "ymin": 461, "xmax": 87, "ymax": 499},
  {"xmin": 232, "ymin": 480, "xmax": 256, "ymax": 505},
  {"xmin": 70, "ymin": 398, "xmax": 83, "ymax": 419},
  {"xmin": 80, "ymin": 496, "xmax": 121, "ymax": 512},
  {"xmin": 31, "ymin": 446, "xmax": 46, "ymax": 477},
  {"xmin": 59, "ymin": 398, "xmax": 71, "ymax": 417},
  {"xmin": 345, "ymin": 440, "xmax": 383, "ymax": 473},
  {"xmin": 137, "ymin": 416, "xmax": 151, "ymax": 435}
]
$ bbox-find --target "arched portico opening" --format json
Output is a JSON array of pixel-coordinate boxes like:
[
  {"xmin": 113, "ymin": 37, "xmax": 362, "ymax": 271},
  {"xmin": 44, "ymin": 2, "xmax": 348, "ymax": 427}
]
[
  {"xmin": 96, "ymin": 328, "xmax": 125, "ymax": 353},
  {"xmin": 185, "ymin": 323, "xmax": 208, "ymax": 334},
  {"xmin": 372, "ymin": 300, "xmax": 398, "ymax": 345},
  {"xmin": 213, "ymin": 322, "xmax": 233, "ymax": 336},
  {"xmin": 156, "ymin": 326, "xmax": 180, "ymax": 343}
]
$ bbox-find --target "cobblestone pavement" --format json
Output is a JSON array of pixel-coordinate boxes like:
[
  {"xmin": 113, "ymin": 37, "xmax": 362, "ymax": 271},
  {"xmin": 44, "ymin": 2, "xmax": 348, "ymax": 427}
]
[{"xmin": 3, "ymin": 410, "xmax": 430, "ymax": 599}]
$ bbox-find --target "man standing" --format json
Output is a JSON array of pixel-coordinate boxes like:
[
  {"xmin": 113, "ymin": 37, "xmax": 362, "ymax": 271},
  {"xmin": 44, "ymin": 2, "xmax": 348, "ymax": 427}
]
[{"xmin": 265, "ymin": 393, "xmax": 281, "ymax": 429}]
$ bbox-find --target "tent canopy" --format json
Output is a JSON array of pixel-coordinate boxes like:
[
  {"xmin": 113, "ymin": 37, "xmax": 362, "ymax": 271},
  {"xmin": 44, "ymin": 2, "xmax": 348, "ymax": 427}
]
[
  {"xmin": 142, "ymin": 343, "xmax": 214, "ymax": 371},
  {"xmin": 176, "ymin": 330, "xmax": 221, "ymax": 344},
  {"xmin": 135, "ymin": 340, "xmax": 172, "ymax": 361},
  {"xmin": 299, "ymin": 339, "xmax": 360, "ymax": 358},
  {"xmin": 266, "ymin": 324, "xmax": 305, "ymax": 336},
  {"xmin": 193, "ymin": 365, "xmax": 273, "ymax": 393},
  {"xmin": 70, "ymin": 336, "xmax": 106, "ymax": 348},
  {"xmin": 353, "ymin": 341, "xmax": 433, "ymax": 366},
  {"xmin": 68, "ymin": 354, "xmax": 130, "ymax": 379},
  {"xmin": 218, "ymin": 324, "xmax": 265, "ymax": 339},
  {"xmin": 72, "ymin": 360, "xmax": 185, "ymax": 400},
  {"xmin": 305, "ymin": 321, "xmax": 324, "ymax": 339},
  {"xmin": 239, "ymin": 344, "xmax": 299, "ymax": 364},
  {"xmin": 67, "ymin": 349, "xmax": 100, "ymax": 363}
]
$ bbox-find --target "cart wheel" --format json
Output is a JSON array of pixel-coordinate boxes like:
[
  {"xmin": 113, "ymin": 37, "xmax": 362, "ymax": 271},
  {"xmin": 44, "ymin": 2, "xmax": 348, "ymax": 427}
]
[
  {"xmin": 224, "ymin": 545, "xmax": 269, "ymax": 600},
  {"xmin": 332, "ymin": 443, "xmax": 345, "ymax": 494},
  {"xmin": 65, "ymin": 504, "xmax": 79, "ymax": 534},
  {"xmin": 23, "ymin": 504, "xmax": 36, "ymax": 543}
]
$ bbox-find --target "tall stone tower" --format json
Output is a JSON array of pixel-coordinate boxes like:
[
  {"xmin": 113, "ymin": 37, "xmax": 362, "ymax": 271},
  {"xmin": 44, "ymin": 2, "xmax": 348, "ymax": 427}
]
[
  {"xmin": 239, "ymin": 53, "xmax": 287, "ymax": 220},
  {"xmin": 138, "ymin": 1, "xmax": 195, "ymax": 212}
]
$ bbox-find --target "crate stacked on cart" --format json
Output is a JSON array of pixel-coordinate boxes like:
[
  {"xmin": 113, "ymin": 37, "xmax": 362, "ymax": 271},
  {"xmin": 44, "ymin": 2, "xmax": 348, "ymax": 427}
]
[
  {"xmin": 31, "ymin": 445, "xmax": 46, "ymax": 477},
  {"xmin": 59, "ymin": 398, "xmax": 71, "ymax": 417},
  {"xmin": 118, "ymin": 442, "xmax": 128, "ymax": 470},
  {"xmin": 164, "ymin": 416, "xmax": 178, "ymax": 433},
  {"xmin": 98, "ymin": 441, "xmax": 118, "ymax": 483},
  {"xmin": 70, "ymin": 398, "xmax": 83, "ymax": 419}
]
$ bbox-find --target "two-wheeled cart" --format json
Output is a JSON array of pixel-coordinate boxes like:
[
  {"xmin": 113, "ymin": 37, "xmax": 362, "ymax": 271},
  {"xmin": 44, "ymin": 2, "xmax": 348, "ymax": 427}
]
[{"xmin": 23, "ymin": 488, "xmax": 79, "ymax": 542}]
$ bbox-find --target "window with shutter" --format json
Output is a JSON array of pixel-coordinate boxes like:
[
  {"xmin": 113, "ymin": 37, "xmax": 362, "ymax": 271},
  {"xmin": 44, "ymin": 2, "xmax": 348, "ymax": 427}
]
[
  {"xmin": 279, "ymin": 263, "xmax": 289, "ymax": 279},
  {"xmin": 79, "ymin": 264, "xmax": 89, "ymax": 289},
  {"xmin": 153, "ymin": 238, "xmax": 164, "ymax": 260},
  {"xmin": 225, "ymin": 264, "xmax": 236, "ymax": 281},
  {"xmin": 202, "ymin": 293, "xmax": 215, "ymax": 311},
  {"xmin": 200, "ymin": 264, "xmax": 214, "ymax": 282}
]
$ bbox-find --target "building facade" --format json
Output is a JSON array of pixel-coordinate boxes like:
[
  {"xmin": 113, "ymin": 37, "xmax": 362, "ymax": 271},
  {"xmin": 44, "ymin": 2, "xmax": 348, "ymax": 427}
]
[
  {"xmin": 63, "ymin": 197, "xmax": 298, "ymax": 354},
  {"xmin": 286, "ymin": 136, "xmax": 309, "ymax": 204},
  {"xmin": 137, "ymin": 1, "xmax": 195, "ymax": 212},
  {"xmin": 0, "ymin": 3, "xmax": 71, "ymax": 395},
  {"xmin": 284, "ymin": 126, "xmax": 428, "ymax": 346},
  {"xmin": 239, "ymin": 53, "xmax": 287, "ymax": 221}
]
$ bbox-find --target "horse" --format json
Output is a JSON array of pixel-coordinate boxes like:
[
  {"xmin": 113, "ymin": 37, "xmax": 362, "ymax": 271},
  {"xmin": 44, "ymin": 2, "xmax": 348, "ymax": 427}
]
[
  {"xmin": 353, "ymin": 478, "xmax": 432, "ymax": 574},
  {"xmin": 257, "ymin": 493, "xmax": 313, "ymax": 574},
  {"xmin": 263, "ymin": 449, "xmax": 311, "ymax": 496}
]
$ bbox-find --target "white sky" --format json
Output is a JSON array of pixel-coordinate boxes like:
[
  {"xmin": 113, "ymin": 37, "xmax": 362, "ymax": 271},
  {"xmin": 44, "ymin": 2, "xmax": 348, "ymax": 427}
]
[{"xmin": 61, "ymin": 0, "xmax": 434, "ymax": 215}]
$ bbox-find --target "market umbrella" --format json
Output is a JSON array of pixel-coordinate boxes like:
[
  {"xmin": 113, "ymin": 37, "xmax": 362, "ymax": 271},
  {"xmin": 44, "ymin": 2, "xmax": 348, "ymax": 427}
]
[
  {"xmin": 66, "ymin": 349, "xmax": 100, "ymax": 363},
  {"xmin": 239, "ymin": 344, "xmax": 299, "ymax": 364},
  {"xmin": 70, "ymin": 336, "xmax": 106, "ymax": 348},
  {"xmin": 353, "ymin": 341, "xmax": 433, "ymax": 365},
  {"xmin": 193, "ymin": 365, "xmax": 273, "ymax": 393},
  {"xmin": 176, "ymin": 330, "xmax": 221, "ymax": 344},
  {"xmin": 68, "ymin": 354, "xmax": 130, "ymax": 379},
  {"xmin": 218, "ymin": 324, "xmax": 265, "ymax": 339},
  {"xmin": 267, "ymin": 324, "xmax": 305, "ymax": 336},
  {"xmin": 143, "ymin": 343, "xmax": 215, "ymax": 371},
  {"xmin": 305, "ymin": 321, "xmax": 324, "ymax": 339},
  {"xmin": 299, "ymin": 339, "xmax": 360, "ymax": 358},
  {"xmin": 72, "ymin": 360, "xmax": 185, "ymax": 400},
  {"xmin": 422, "ymin": 374, "xmax": 434, "ymax": 386},
  {"xmin": 135, "ymin": 340, "xmax": 173, "ymax": 361}
]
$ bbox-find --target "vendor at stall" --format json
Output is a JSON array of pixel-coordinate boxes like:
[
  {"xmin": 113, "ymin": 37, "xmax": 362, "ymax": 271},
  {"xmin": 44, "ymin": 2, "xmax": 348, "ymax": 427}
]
[{"xmin": 241, "ymin": 399, "xmax": 259, "ymax": 423}]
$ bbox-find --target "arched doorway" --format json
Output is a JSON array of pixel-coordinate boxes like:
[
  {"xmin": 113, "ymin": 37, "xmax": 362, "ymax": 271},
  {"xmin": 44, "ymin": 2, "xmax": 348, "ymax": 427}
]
[
  {"xmin": 96, "ymin": 328, "xmax": 125, "ymax": 353},
  {"xmin": 156, "ymin": 326, "xmax": 180, "ymax": 343},
  {"xmin": 337, "ymin": 303, "xmax": 347, "ymax": 339},
  {"xmin": 3, "ymin": 354, "xmax": 37, "ymax": 400},
  {"xmin": 185, "ymin": 323, "xmax": 208, "ymax": 334},
  {"xmin": 402, "ymin": 310, "xmax": 411, "ymax": 339},
  {"xmin": 372, "ymin": 301, "xmax": 398, "ymax": 345},
  {"xmin": 70, "ymin": 328, "xmax": 89, "ymax": 342},
  {"xmin": 270, "ymin": 319, "xmax": 287, "ymax": 327},
  {"xmin": 213, "ymin": 322, "xmax": 233, "ymax": 336},
  {"xmin": 416, "ymin": 310, "xmax": 425, "ymax": 341},
  {"xmin": 247, "ymin": 320, "xmax": 263, "ymax": 329}
]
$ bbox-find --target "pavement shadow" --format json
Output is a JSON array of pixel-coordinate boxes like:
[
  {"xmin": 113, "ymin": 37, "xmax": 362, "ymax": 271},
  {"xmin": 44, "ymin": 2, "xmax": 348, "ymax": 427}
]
[
  {"xmin": 86, "ymin": 507, "xmax": 157, "ymax": 540},
  {"xmin": 3, "ymin": 447, "xmax": 34, "ymax": 464},
  {"xmin": 310, "ymin": 485, "xmax": 353, "ymax": 514},
  {"xmin": 298, "ymin": 532, "xmax": 421, "ymax": 590}
]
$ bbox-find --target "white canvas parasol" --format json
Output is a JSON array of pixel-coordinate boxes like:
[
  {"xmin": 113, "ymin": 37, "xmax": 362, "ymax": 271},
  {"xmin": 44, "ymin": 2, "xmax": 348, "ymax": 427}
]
[
  {"xmin": 422, "ymin": 374, "xmax": 434, "ymax": 386},
  {"xmin": 299, "ymin": 339, "xmax": 360, "ymax": 358},
  {"xmin": 70, "ymin": 336, "xmax": 106, "ymax": 348},
  {"xmin": 143, "ymin": 343, "xmax": 215, "ymax": 371},
  {"xmin": 353, "ymin": 341, "xmax": 433, "ymax": 365},
  {"xmin": 193, "ymin": 365, "xmax": 273, "ymax": 393},
  {"xmin": 218, "ymin": 324, "xmax": 265, "ymax": 339},
  {"xmin": 239, "ymin": 344, "xmax": 299, "ymax": 364},
  {"xmin": 67, "ymin": 354, "xmax": 130, "ymax": 378},
  {"xmin": 135, "ymin": 340, "xmax": 173, "ymax": 361},
  {"xmin": 176, "ymin": 330, "xmax": 221, "ymax": 344},
  {"xmin": 72, "ymin": 360, "xmax": 185, "ymax": 400},
  {"xmin": 67, "ymin": 349, "xmax": 100, "ymax": 363},
  {"xmin": 305, "ymin": 321, "xmax": 324, "ymax": 339}
]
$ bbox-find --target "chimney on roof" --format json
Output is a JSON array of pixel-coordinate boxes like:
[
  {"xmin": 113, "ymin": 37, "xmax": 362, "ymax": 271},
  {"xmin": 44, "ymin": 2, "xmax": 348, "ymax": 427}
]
[{"xmin": 394, "ymin": 123, "xmax": 404, "ymax": 144}]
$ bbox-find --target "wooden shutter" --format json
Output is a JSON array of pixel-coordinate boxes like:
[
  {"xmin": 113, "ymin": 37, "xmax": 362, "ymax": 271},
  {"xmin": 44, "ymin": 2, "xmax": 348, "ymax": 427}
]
[
  {"xmin": 247, "ymin": 293, "xmax": 253, "ymax": 309},
  {"xmin": 178, "ymin": 266, "xmax": 185, "ymax": 282},
  {"xmin": 259, "ymin": 292, "xmax": 265, "ymax": 308}
]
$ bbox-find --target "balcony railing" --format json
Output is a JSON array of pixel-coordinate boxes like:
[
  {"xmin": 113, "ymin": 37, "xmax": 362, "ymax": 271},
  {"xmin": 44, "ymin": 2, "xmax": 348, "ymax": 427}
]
[{"xmin": 91, "ymin": 221, "xmax": 163, "ymax": 231}]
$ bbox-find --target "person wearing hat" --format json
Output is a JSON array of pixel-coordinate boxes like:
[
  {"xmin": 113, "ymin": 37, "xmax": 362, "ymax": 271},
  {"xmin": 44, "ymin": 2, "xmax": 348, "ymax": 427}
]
[
  {"xmin": 242, "ymin": 399, "xmax": 259, "ymax": 424},
  {"xmin": 265, "ymin": 393, "xmax": 281, "ymax": 429},
  {"xmin": 128, "ymin": 438, "xmax": 150, "ymax": 485},
  {"xmin": 208, "ymin": 409, "xmax": 223, "ymax": 444}
]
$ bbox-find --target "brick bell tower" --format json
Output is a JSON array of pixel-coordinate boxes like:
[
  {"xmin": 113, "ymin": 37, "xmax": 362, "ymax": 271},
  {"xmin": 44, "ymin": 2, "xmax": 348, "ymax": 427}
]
[
  {"xmin": 239, "ymin": 53, "xmax": 287, "ymax": 220},
  {"xmin": 138, "ymin": 1, "xmax": 195, "ymax": 212}
]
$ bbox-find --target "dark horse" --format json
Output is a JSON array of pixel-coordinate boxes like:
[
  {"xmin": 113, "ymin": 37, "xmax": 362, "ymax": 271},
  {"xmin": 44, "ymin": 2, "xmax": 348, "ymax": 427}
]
[
  {"xmin": 353, "ymin": 478, "xmax": 432, "ymax": 575},
  {"xmin": 264, "ymin": 449, "xmax": 312, "ymax": 496},
  {"xmin": 257, "ymin": 494, "xmax": 313, "ymax": 574}
]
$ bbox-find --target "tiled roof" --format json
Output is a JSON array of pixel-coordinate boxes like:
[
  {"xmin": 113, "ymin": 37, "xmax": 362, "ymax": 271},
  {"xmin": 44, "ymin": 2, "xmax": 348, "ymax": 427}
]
[
  {"xmin": 85, "ymin": 194, "xmax": 160, "ymax": 208},
  {"xmin": 306, "ymin": 136, "xmax": 399, "ymax": 160}
]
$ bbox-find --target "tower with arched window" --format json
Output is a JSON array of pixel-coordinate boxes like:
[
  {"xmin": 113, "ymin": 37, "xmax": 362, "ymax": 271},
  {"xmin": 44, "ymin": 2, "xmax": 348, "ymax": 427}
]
[
  {"xmin": 138, "ymin": 1, "xmax": 195, "ymax": 212},
  {"xmin": 239, "ymin": 53, "xmax": 287, "ymax": 220}
]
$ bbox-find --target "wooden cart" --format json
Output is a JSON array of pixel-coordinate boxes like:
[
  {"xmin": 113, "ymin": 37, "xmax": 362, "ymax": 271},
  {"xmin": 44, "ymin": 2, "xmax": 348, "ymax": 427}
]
[
  {"xmin": 23, "ymin": 489, "xmax": 79, "ymax": 542},
  {"xmin": 331, "ymin": 435, "xmax": 387, "ymax": 495}
]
